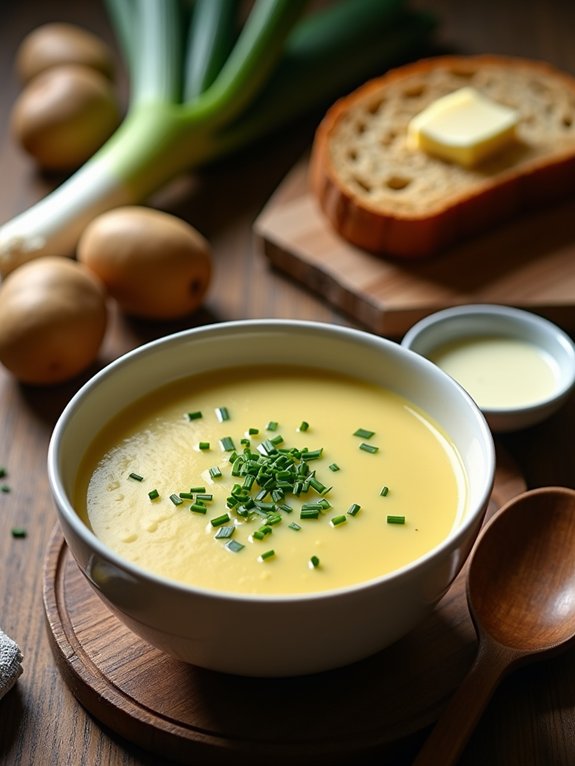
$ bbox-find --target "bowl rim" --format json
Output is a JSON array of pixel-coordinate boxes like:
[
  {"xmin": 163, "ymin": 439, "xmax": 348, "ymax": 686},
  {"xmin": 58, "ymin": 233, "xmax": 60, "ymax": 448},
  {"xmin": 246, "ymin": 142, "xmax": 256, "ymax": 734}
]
[
  {"xmin": 401, "ymin": 303, "xmax": 575, "ymax": 415},
  {"xmin": 47, "ymin": 318, "xmax": 496, "ymax": 604}
]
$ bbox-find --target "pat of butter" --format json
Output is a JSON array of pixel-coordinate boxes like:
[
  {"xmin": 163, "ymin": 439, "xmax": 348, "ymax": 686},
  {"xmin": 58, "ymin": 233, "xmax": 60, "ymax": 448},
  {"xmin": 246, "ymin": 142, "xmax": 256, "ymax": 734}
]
[{"xmin": 407, "ymin": 87, "xmax": 519, "ymax": 167}]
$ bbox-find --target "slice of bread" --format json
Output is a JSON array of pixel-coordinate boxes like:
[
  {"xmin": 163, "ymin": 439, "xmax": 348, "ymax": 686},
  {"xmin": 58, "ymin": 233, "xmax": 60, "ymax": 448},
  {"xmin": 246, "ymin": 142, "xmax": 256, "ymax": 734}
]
[{"xmin": 309, "ymin": 54, "xmax": 575, "ymax": 258}]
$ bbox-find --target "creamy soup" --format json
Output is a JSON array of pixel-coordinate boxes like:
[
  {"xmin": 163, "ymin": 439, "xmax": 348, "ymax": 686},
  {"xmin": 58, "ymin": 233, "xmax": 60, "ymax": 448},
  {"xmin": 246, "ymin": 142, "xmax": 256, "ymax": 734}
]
[
  {"xmin": 76, "ymin": 366, "xmax": 468, "ymax": 596},
  {"xmin": 429, "ymin": 335, "xmax": 558, "ymax": 409}
]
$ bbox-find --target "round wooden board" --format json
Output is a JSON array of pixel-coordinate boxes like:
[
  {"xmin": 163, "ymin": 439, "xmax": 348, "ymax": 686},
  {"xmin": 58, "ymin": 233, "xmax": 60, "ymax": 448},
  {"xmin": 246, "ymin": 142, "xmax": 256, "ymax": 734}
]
[{"xmin": 43, "ymin": 445, "xmax": 525, "ymax": 766}]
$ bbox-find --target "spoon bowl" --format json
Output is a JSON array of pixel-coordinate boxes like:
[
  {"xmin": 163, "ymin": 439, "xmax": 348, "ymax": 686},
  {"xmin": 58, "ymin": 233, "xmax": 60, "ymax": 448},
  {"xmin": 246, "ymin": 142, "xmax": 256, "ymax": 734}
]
[{"xmin": 414, "ymin": 486, "xmax": 575, "ymax": 765}]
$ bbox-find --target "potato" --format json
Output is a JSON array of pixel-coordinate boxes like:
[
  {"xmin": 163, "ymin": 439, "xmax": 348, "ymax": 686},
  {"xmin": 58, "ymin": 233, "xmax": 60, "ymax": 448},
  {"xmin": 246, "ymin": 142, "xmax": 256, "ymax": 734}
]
[
  {"xmin": 15, "ymin": 22, "xmax": 115, "ymax": 84},
  {"xmin": 11, "ymin": 64, "xmax": 120, "ymax": 171},
  {"xmin": 77, "ymin": 207, "xmax": 213, "ymax": 320},
  {"xmin": 0, "ymin": 257, "xmax": 108, "ymax": 385}
]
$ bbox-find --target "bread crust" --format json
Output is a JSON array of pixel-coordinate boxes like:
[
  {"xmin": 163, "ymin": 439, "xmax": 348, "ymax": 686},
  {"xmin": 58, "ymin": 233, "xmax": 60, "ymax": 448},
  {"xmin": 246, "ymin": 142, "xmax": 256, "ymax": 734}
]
[{"xmin": 309, "ymin": 54, "xmax": 575, "ymax": 258}]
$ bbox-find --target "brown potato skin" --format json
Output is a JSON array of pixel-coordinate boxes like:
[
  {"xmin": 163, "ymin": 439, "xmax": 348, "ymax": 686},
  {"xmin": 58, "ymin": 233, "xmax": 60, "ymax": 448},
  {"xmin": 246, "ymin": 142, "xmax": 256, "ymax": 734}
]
[
  {"xmin": 0, "ymin": 257, "xmax": 108, "ymax": 385},
  {"xmin": 15, "ymin": 22, "xmax": 115, "ymax": 84},
  {"xmin": 11, "ymin": 64, "xmax": 120, "ymax": 171},
  {"xmin": 77, "ymin": 207, "xmax": 213, "ymax": 320}
]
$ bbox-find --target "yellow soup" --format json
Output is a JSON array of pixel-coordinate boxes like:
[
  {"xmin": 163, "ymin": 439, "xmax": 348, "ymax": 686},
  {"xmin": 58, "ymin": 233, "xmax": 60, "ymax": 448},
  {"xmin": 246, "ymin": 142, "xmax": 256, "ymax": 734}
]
[{"xmin": 76, "ymin": 366, "xmax": 468, "ymax": 596}]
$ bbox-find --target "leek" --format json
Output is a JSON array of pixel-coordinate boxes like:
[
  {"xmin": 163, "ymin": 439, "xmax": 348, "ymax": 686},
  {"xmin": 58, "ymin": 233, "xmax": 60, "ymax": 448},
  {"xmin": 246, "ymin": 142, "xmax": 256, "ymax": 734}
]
[{"xmin": 0, "ymin": 0, "xmax": 435, "ymax": 276}]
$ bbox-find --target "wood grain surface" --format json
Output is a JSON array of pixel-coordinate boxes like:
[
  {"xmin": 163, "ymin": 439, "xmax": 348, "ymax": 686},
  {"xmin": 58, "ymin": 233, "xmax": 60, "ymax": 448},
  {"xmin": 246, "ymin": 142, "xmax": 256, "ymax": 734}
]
[{"xmin": 1, "ymin": 2, "xmax": 575, "ymax": 766}]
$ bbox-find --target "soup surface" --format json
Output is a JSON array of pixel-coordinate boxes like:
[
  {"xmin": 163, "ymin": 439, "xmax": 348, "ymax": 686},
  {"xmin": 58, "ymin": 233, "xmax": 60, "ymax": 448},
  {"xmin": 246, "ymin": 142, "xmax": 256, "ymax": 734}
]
[{"xmin": 76, "ymin": 365, "xmax": 468, "ymax": 595}]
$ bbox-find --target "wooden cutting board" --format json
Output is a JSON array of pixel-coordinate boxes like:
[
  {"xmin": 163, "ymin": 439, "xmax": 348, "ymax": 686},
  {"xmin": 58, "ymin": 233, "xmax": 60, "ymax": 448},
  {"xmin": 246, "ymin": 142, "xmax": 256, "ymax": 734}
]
[
  {"xmin": 43, "ymin": 447, "xmax": 525, "ymax": 766},
  {"xmin": 254, "ymin": 157, "xmax": 575, "ymax": 337}
]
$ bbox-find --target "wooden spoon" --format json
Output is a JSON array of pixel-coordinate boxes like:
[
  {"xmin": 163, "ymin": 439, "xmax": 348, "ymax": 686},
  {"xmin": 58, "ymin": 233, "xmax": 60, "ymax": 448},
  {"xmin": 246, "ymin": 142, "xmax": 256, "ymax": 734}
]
[{"xmin": 413, "ymin": 486, "xmax": 575, "ymax": 765}]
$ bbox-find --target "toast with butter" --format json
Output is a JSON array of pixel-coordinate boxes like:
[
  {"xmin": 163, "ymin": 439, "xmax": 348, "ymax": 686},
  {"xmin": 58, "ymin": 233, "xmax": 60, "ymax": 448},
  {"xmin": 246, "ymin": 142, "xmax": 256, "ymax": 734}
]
[{"xmin": 309, "ymin": 54, "xmax": 575, "ymax": 258}]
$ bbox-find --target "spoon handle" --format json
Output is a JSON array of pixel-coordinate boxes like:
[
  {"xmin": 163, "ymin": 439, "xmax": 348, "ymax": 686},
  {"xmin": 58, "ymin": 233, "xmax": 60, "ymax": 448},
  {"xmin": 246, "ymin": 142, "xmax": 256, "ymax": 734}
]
[{"xmin": 412, "ymin": 639, "xmax": 517, "ymax": 766}]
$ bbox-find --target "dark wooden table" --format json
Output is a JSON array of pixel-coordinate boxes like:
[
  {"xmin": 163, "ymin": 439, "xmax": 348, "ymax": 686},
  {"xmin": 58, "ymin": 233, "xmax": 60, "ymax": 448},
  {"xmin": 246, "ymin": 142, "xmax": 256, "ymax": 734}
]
[{"xmin": 1, "ymin": 1, "xmax": 574, "ymax": 764}]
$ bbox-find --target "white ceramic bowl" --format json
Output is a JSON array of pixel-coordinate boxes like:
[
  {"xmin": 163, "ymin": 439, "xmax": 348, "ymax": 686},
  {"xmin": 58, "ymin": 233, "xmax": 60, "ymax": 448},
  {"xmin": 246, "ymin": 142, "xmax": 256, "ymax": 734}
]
[
  {"xmin": 48, "ymin": 320, "xmax": 495, "ymax": 677},
  {"xmin": 402, "ymin": 305, "xmax": 575, "ymax": 433}
]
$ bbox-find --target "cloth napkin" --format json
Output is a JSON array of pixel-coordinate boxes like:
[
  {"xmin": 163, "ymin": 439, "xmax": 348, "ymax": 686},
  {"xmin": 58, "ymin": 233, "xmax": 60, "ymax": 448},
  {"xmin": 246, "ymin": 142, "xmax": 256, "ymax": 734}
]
[{"xmin": 0, "ymin": 627, "xmax": 23, "ymax": 699}]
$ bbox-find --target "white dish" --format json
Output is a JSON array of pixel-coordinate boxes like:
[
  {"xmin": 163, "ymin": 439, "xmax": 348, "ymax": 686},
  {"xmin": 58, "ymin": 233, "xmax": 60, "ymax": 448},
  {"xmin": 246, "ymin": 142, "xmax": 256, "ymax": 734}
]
[
  {"xmin": 48, "ymin": 319, "xmax": 494, "ymax": 677},
  {"xmin": 402, "ymin": 304, "xmax": 575, "ymax": 432}
]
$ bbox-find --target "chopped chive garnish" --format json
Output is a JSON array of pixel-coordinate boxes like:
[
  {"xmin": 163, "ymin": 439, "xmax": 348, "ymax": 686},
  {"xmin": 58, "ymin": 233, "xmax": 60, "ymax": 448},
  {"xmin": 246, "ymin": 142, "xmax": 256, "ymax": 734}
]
[
  {"xmin": 129, "ymin": 472, "xmax": 144, "ymax": 482},
  {"xmin": 195, "ymin": 493, "xmax": 213, "ymax": 502},
  {"xmin": 215, "ymin": 525, "xmax": 235, "ymax": 539},
  {"xmin": 330, "ymin": 514, "xmax": 347, "ymax": 527},
  {"xmin": 270, "ymin": 434, "xmax": 284, "ymax": 446},
  {"xmin": 198, "ymin": 441, "xmax": 210, "ymax": 450},
  {"xmin": 220, "ymin": 436, "xmax": 236, "ymax": 452},
  {"xmin": 170, "ymin": 493, "xmax": 183, "ymax": 506},
  {"xmin": 329, "ymin": 463, "xmax": 340, "ymax": 472},
  {"xmin": 187, "ymin": 411, "xmax": 202, "ymax": 421},
  {"xmin": 215, "ymin": 407, "xmax": 230, "ymax": 422},
  {"xmin": 309, "ymin": 555, "xmax": 320, "ymax": 568},
  {"xmin": 347, "ymin": 503, "xmax": 361, "ymax": 517},
  {"xmin": 211, "ymin": 513, "xmax": 231, "ymax": 527},
  {"xmin": 190, "ymin": 503, "xmax": 207, "ymax": 514},
  {"xmin": 298, "ymin": 421, "xmax": 309, "ymax": 432},
  {"xmin": 248, "ymin": 427, "xmax": 259, "ymax": 435},
  {"xmin": 380, "ymin": 486, "xmax": 389, "ymax": 497},
  {"xmin": 278, "ymin": 503, "xmax": 293, "ymax": 513},
  {"xmin": 359, "ymin": 443, "xmax": 379, "ymax": 454},
  {"xmin": 1, "ymin": 485, "xmax": 10, "ymax": 493},
  {"xmin": 289, "ymin": 522, "xmax": 302, "ymax": 531},
  {"xmin": 301, "ymin": 448, "xmax": 323, "ymax": 461},
  {"xmin": 266, "ymin": 421, "xmax": 279, "ymax": 431},
  {"xmin": 354, "ymin": 428, "xmax": 375, "ymax": 439},
  {"xmin": 309, "ymin": 477, "xmax": 329, "ymax": 495},
  {"xmin": 209, "ymin": 466, "xmax": 222, "ymax": 479},
  {"xmin": 253, "ymin": 524, "xmax": 272, "ymax": 540},
  {"xmin": 11, "ymin": 527, "xmax": 26, "ymax": 538},
  {"xmin": 148, "ymin": 489, "xmax": 160, "ymax": 501},
  {"xmin": 259, "ymin": 549, "xmax": 275, "ymax": 561},
  {"xmin": 0, "ymin": 468, "xmax": 6, "ymax": 478},
  {"xmin": 300, "ymin": 508, "xmax": 320, "ymax": 520},
  {"xmin": 387, "ymin": 515, "xmax": 406, "ymax": 525},
  {"xmin": 190, "ymin": 486, "xmax": 205, "ymax": 493},
  {"xmin": 179, "ymin": 491, "xmax": 194, "ymax": 499},
  {"xmin": 226, "ymin": 539, "xmax": 245, "ymax": 553}
]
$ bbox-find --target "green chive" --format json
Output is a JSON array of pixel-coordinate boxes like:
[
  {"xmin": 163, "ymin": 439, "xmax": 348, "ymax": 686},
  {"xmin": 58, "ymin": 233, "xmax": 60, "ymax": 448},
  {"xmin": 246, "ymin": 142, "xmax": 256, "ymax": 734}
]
[
  {"xmin": 11, "ymin": 527, "xmax": 26, "ymax": 538},
  {"xmin": 380, "ymin": 486, "xmax": 389, "ymax": 497},
  {"xmin": 300, "ymin": 508, "xmax": 319, "ymax": 520},
  {"xmin": 198, "ymin": 441, "xmax": 210, "ymax": 450},
  {"xmin": 148, "ymin": 489, "xmax": 160, "ymax": 500},
  {"xmin": 0, "ymin": 467, "xmax": 6, "ymax": 478},
  {"xmin": 266, "ymin": 421, "xmax": 278, "ymax": 431},
  {"xmin": 209, "ymin": 466, "xmax": 222, "ymax": 479},
  {"xmin": 301, "ymin": 448, "xmax": 323, "ymax": 461},
  {"xmin": 170, "ymin": 493, "xmax": 183, "ymax": 506},
  {"xmin": 331, "ymin": 514, "xmax": 347, "ymax": 527},
  {"xmin": 226, "ymin": 539, "xmax": 245, "ymax": 553},
  {"xmin": 329, "ymin": 463, "xmax": 340, "ymax": 472},
  {"xmin": 179, "ymin": 491, "xmax": 194, "ymax": 499},
  {"xmin": 289, "ymin": 522, "xmax": 302, "ymax": 531},
  {"xmin": 248, "ymin": 427, "xmax": 259, "ymax": 435},
  {"xmin": 220, "ymin": 436, "xmax": 236, "ymax": 452},
  {"xmin": 270, "ymin": 434, "xmax": 284, "ymax": 446},
  {"xmin": 215, "ymin": 525, "xmax": 235, "ymax": 539},
  {"xmin": 1, "ymin": 484, "xmax": 11, "ymax": 493},
  {"xmin": 359, "ymin": 443, "xmax": 379, "ymax": 454},
  {"xmin": 190, "ymin": 486, "xmax": 206, "ymax": 493},
  {"xmin": 354, "ymin": 428, "xmax": 375, "ymax": 439},
  {"xmin": 195, "ymin": 493, "xmax": 213, "ymax": 502},
  {"xmin": 259, "ymin": 549, "xmax": 275, "ymax": 561},
  {"xmin": 187, "ymin": 411, "xmax": 202, "ymax": 421},
  {"xmin": 211, "ymin": 513, "xmax": 231, "ymax": 527},
  {"xmin": 215, "ymin": 407, "xmax": 230, "ymax": 422},
  {"xmin": 298, "ymin": 421, "xmax": 309, "ymax": 432},
  {"xmin": 387, "ymin": 515, "xmax": 406, "ymax": 525},
  {"xmin": 347, "ymin": 503, "xmax": 361, "ymax": 517},
  {"xmin": 190, "ymin": 503, "xmax": 207, "ymax": 514},
  {"xmin": 309, "ymin": 555, "xmax": 320, "ymax": 568},
  {"xmin": 129, "ymin": 472, "xmax": 144, "ymax": 482}
]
